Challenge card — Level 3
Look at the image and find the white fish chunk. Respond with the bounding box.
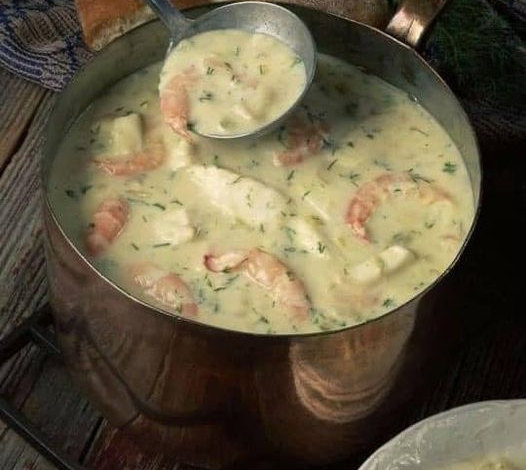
[185,165,288,227]
[288,218,330,257]
[163,130,196,170]
[110,113,143,156]
[378,245,414,273]
[349,245,414,284]
[151,208,195,246]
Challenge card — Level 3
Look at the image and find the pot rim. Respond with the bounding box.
[42,1,483,340]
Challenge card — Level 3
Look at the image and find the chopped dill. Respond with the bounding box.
[443,161,457,174]
[326,159,338,171]
[199,91,214,102]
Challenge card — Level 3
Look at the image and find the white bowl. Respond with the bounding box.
[359,400,526,470]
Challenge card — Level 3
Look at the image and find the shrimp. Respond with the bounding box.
[346,172,452,242]
[160,66,198,140]
[274,116,330,166]
[86,198,129,256]
[131,262,197,317]
[93,140,165,176]
[204,248,310,321]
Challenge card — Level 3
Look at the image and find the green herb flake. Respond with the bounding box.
[282,226,296,243]
[443,161,458,174]
[326,159,338,171]
[206,67,215,75]
[199,91,214,102]
[80,185,93,194]
[230,175,243,185]
[259,224,265,233]
[277,126,287,146]
[65,189,77,199]
[382,298,396,308]
[346,141,355,148]
[283,246,296,253]
[259,64,265,75]
[322,137,339,155]
[131,243,140,251]
[152,203,166,211]
[142,215,148,223]
[152,242,170,248]
[408,168,433,184]
[302,190,311,200]
[235,46,240,56]
[317,242,326,254]
[224,62,233,71]
[170,199,184,206]
[340,172,361,186]
[286,170,295,181]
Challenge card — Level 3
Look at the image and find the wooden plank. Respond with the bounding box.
[0,347,101,470]
[0,355,102,470]
[0,68,47,172]
[84,424,184,470]
[0,93,55,342]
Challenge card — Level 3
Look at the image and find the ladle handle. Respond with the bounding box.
[143,0,193,35]
[386,0,449,49]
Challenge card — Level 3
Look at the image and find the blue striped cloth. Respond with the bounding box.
[0,0,91,91]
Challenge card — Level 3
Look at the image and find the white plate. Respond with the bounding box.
[359,400,526,470]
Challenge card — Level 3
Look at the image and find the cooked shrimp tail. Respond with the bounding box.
[86,198,129,256]
[132,262,198,317]
[160,66,198,140]
[346,172,452,242]
[205,248,310,321]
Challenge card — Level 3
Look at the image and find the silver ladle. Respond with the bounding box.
[143,0,317,139]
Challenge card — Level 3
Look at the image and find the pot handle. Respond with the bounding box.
[385,0,449,49]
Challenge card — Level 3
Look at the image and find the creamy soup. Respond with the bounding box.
[437,457,524,470]
[49,54,474,334]
[159,29,307,137]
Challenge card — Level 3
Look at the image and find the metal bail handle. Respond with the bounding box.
[386,0,449,49]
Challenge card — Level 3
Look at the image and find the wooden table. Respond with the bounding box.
[0,65,524,470]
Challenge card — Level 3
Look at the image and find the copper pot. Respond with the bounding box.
[41,1,481,468]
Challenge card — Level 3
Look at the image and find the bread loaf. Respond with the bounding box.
[75,0,390,51]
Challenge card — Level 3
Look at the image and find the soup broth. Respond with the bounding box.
[49,54,475,334]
